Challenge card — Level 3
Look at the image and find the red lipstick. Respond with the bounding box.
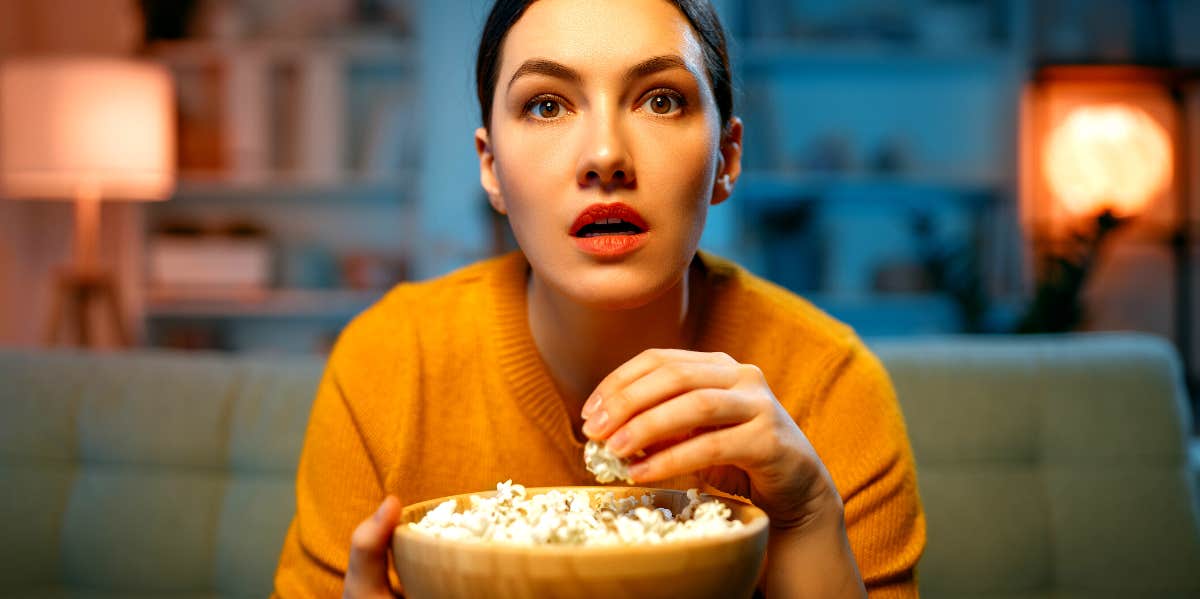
[569,203,649,236]
[569,202,649,259]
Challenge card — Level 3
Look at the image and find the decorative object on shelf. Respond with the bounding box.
[0,57,176,348]
[354,0,414,37]
[906,210,987,333]
[796,132,857,174]
[1017,209,1124,333]
[360,86,419,177]
[744,0,917,45]
[140,0,201,42]
[739,0,797,40]
[742,199,823,294]
[294,51,348,182]
[188,0,251,40]
[281,242,338,289]
[868,134,914,175]
[245,0,356,38]
[340,251,407,290]
[1039,0,1090,62]
[918,0,991,52]
[1020,64,1193,395]
[149,220,273,298]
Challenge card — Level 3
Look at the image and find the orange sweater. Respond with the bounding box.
[273,250,925,598]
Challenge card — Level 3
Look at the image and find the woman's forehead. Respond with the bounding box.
[498,0,706,85]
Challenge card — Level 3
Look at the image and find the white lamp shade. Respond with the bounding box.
[0,57,176,201]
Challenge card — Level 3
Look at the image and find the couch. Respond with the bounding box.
[1,333,1198,598]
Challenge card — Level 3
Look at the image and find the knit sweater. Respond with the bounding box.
[272,250,926,598]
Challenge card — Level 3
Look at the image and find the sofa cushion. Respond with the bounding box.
[2,334,1198,597]
[873,333,1200,596]
[0,350,322,597]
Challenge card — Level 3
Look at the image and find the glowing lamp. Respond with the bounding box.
[1022,66,1186,240]
[0,57,177,346]
[1042,103,1172,218]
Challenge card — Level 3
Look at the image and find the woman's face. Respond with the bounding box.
[476,0,742,310]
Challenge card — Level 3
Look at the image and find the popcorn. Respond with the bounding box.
[408,480,744,546]
[584,439,634,484]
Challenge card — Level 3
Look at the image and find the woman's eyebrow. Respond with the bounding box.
[506,54,698,93]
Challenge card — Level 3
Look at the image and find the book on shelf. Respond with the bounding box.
[149,236,273,296]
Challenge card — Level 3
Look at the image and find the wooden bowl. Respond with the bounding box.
[391,486,769,599]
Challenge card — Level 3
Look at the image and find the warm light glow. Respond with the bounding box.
[1042,103,1172,217]
[0,57,176,201]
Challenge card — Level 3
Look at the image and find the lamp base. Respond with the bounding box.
[44,266,131,348]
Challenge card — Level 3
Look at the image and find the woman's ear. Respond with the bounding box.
[710,116,744,207]
[475,127,507,215]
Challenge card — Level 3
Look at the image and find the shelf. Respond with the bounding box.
[804,292,964,336]
[739,40,1017,75]
[169,170,417,203]
[806,291,957,308]
[737,171,1004,205]
[145,288,384,320]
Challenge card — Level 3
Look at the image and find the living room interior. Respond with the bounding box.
[1,0,1199,597]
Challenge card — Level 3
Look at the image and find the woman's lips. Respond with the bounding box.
[569,202,649,259]
[573,231,647,258]
[568,202,649,236]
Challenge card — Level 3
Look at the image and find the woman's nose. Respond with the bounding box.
[576,111,635,190]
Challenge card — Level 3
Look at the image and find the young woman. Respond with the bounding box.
[273,1,925,597]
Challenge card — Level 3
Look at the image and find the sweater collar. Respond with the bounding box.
[486,250,747,455]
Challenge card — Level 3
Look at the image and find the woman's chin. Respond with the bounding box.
[525,245,692,311]
[562,274,680,311]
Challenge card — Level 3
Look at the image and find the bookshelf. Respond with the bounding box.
[142,34,420,353]
[145,288,381,320]
[726,0,1029,335]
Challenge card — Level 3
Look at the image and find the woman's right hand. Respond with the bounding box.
[343,496,404,599]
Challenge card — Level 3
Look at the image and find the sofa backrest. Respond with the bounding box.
[873,333,1200,598]
[0,350,322,598]
[2,334,1199,597]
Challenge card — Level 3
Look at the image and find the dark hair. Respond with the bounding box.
[475,0,733,132]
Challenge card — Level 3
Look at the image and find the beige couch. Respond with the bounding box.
[1,333,1198,597]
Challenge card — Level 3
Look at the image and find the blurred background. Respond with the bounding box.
[0,0,1197,428]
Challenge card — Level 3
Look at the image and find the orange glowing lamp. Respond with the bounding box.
[1042,103,1173,218]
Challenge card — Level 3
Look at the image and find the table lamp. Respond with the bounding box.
[0,57,176,347]
[1020,66,1188,340]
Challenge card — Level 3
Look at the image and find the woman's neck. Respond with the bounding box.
[527,257,706,422]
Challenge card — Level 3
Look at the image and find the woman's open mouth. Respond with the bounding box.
[574,218,645,237]
[569,203,649,258]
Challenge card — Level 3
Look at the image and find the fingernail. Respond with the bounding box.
[628,463,648,480]
[373,498,390,522]
[581,394,602,419]
[607,429,629,454]
[582,410,608,436]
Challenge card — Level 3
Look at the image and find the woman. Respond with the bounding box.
[273,0,925,597]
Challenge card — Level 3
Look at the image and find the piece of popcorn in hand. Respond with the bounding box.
[584,439,634,484]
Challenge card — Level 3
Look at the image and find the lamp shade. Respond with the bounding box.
[1042,103,1172,218]
[0,57,176,202]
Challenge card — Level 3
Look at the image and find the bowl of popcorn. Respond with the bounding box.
[392,440,768,598]
[392,480,768,599]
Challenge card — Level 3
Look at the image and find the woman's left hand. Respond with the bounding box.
[581,348,841,531]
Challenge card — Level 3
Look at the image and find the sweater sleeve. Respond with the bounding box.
[271,350,396,598]
[806,341,926,598]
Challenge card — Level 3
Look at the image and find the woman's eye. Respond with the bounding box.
[527,98,564,120]
[642,92,683,115]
